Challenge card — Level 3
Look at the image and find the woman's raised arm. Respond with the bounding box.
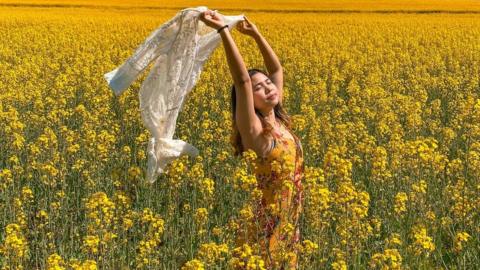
[199,10,263,147]
[238,16,284,104]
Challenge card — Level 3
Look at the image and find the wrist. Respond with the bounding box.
[251,31,261,39]
[217,24,229,33]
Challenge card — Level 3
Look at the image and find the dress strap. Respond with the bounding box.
[270,138,276,152]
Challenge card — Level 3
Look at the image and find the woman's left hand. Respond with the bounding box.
[200,10,225,30]
[236,15,259,36]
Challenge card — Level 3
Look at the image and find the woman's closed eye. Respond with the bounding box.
[254,79,272,91]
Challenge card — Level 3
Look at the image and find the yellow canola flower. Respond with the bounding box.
[82,235,100,254]
[47,253,66,270]
[21,186,34,203]
[394,192,408,215]
[331,260,347,270]
[229,244,266,270]
[302,239,319,255]
[411,225,435,256]
[454,231,471,253]
[195,208,209,225]
[181,259,205,270]
[199,177,215,197]
[70,259,98,270]
[239,204,254,221]
[197,242,229,264]
[1,223,28,260]
[369,248,402,270]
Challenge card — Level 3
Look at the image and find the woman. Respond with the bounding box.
[200,10,305,270]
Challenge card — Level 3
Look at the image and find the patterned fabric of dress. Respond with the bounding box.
[235,122,305,270]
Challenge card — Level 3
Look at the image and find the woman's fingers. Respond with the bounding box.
[201,10,221,25]
[201,11,211,20]
[202,10,216,20]
[211,10,222,20]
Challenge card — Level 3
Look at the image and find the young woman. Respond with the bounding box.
[200,10,305,270]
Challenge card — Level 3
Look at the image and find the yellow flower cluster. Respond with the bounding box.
[394,192,408,216]
[197,242,229,265]
[233,167,258,192]
[410,225,435,257]
[181,259,205,270]
[453,231,471,253]
[47,254,97,270]
[369,249,402,270]
[301,240,319,256]
[82,192,117,255]
[194,208,209,226]
[229,244,266,270]
[0,169,13,191]
[136,208,165,268]
[0,223,29,267]
[199,177,215,197]
[47,253,66,270]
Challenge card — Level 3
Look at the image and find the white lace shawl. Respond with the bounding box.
[104,6,244,183]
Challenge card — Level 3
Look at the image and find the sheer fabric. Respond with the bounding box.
[104,6,244,183]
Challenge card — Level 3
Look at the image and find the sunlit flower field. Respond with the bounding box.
[1,1,479,269]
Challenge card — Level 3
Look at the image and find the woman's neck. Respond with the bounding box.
[261,108,276,126]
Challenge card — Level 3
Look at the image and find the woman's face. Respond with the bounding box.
[250,72,279,111]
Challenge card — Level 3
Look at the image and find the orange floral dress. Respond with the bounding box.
[236,121,305,270]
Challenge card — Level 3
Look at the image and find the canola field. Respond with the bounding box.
[0,1,479,269]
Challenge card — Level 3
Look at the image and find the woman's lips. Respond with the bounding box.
[267,93,277,100]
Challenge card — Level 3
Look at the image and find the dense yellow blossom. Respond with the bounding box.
[0,223,29,264]
[197,242,229,265]
[46,253,66,270]
[369,249,402,270]
[394,192,408,216]
[411,225,435,256]
[229,244,266,270]
[181,259,205,270]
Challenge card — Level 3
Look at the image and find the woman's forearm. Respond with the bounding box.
[252,31,282,73]
[219,28,250,84]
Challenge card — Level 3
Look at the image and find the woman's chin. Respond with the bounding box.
[268,98,279,106]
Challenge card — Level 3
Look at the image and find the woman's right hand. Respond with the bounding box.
[199,10,225,30]
[236,15,259,37]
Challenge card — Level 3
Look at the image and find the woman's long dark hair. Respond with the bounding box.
[230,68,293,157]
